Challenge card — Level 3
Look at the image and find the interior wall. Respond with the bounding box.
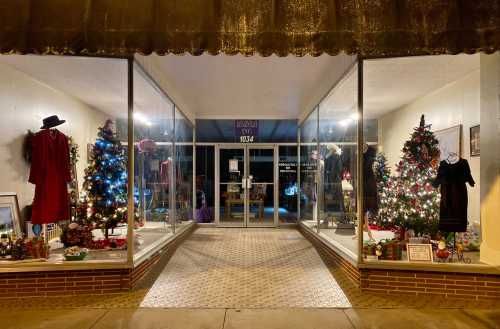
[479,52,500,266]
[0,62,109,215]
[378,69,481,226]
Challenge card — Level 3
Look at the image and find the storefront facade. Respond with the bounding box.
[0,0,499,300]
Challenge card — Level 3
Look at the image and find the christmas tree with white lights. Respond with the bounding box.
[379,115,441,236]
[373,152,392,228]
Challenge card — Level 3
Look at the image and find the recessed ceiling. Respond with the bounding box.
[321,54,480,119]
[150,54,348,119]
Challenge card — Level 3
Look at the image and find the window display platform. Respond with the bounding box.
[0,223,195,298]
[300,223,500,301]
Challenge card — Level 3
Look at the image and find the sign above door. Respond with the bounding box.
[235,120,259,143]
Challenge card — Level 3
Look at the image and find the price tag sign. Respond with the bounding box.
[407,244,433,262]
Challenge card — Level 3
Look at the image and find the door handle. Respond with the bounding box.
[247,176,253,189]
[242,178,247,189]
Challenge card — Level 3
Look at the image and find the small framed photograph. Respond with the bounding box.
[407,244,433,263]
[470,125,480,157]
[0,193,22,236]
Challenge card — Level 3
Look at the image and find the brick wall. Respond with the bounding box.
[0,224,195,298]
[299,225,361,286]
[360,269,500,301]
[300,224,500,300]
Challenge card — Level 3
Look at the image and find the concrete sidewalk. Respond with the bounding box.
[0,308,499,329]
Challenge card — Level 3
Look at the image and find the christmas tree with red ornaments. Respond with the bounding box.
[378,115,441,236]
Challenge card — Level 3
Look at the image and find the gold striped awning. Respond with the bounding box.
[1,0,499,57]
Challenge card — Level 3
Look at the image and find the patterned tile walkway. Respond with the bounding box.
[140,228,351,308]
[1,228,497,310]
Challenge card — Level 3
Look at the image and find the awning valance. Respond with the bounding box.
[1,0,499,57]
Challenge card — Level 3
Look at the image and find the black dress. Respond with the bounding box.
[363,146,378,214]
[324,153,343,212]
[432,158,475,232]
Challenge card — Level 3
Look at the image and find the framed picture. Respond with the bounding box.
[470,125,480,157]
[434,125,462,161]
[0,193,22,236]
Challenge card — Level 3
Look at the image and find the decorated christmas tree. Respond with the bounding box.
[372,152,392,228]
[379,115,441,236]
[79,120,129,238]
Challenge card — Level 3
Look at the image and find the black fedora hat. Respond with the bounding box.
[41,115,66,129]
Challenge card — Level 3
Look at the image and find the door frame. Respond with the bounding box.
[215,144,278,227]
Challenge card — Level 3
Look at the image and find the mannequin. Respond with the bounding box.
[354,143,376,241]
[433,152,475,232]
[29,115,71,238]
[324,143,343,213]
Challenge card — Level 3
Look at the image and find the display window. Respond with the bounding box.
[174,108,194,230]
[0,55,130,265]
[131,62,176,261]
[316,65,360,260]
[299,107,319,228]
[300,53,500,269]
[361,54,485,265]
[0,55,196,269]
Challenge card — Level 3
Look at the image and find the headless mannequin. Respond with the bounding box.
[353,143,375,241]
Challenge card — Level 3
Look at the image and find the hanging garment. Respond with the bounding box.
[29,129,71,224]
[363,146,378,214]
[433,158,475,232]
[324,153,344,212]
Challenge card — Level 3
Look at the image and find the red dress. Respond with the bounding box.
[29,129,71,224]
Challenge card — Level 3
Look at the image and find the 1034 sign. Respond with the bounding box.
[235,120,258,143]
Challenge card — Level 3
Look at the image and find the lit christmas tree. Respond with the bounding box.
[379,115,441,236]
[79,120,129,238]
[372,152,392,228]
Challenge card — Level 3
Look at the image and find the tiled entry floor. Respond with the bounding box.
[140,228,351,308]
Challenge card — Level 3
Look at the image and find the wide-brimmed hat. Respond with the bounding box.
[41,115,66,129]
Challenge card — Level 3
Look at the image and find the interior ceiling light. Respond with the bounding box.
[134,112,152,126]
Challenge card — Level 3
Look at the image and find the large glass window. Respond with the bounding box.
[174,108,194,230]
[317,66,359,259]
[195,145,215,223]
[299,108,319,229]
[0,55,129,265]
[132,63,175,260]
[361,54,493,266]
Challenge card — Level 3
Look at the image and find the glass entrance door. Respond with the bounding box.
[217,145,276,227]
[247,147,275,226]
[219,147,246,226]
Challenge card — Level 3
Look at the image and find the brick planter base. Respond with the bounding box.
[0,224,195,298]
[300,224,500,301]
